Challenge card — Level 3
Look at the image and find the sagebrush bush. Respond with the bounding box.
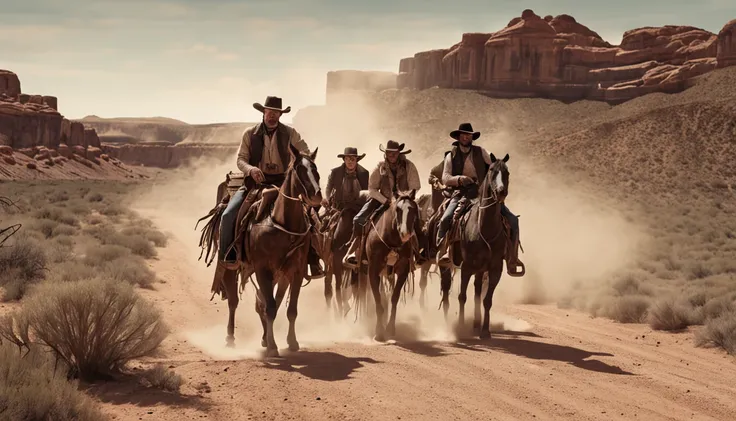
[647,298,698,331]
[6,278,168,380]
[695,311,736,355]
[0,342,107,421]
[0,237,48,301]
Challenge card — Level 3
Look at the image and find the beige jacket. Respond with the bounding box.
[368,157,421,204]
[235,123,310,175]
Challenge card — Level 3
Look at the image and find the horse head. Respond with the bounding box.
[392,189,419,244]
[287,143,322,207]
[481,153,510,203]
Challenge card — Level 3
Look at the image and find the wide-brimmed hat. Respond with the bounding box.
[379,140,411,155]
[253,96,291,114]
[450,122,480,141]
[337,147,366,161]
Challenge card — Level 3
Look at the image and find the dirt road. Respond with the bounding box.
[91,233,736,421]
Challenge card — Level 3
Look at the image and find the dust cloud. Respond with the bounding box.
[126,90,648,358]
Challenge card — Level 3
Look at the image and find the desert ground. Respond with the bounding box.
[2,67,735,421]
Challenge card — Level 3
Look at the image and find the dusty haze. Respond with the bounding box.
[128,91,646,359]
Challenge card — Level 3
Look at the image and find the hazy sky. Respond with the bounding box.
[2,0,733,124]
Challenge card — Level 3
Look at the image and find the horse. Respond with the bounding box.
[441,153,512,338]
[198,144,323,357]
[358,190,421,342]
[318,195,368,318]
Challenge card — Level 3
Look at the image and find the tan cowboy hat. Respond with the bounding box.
[253,96,291,114]
[379,140,411,154]
[337,147,366,161]
[450,122,480,141]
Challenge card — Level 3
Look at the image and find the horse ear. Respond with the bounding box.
[490,153,497,163]
[503,153,509,162]
[289,143,300,160]
[310,147,318,161]
[409,189,416,201]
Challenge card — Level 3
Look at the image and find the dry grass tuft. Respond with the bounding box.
[0,342,107,421]
[647,298,700,331]
[695,311,736,355]
[3,278,168,381]
[140,363,185,392]
[0,237,48,301]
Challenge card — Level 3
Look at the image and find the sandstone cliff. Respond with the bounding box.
[101,142,237,168]
[375,10,736,103]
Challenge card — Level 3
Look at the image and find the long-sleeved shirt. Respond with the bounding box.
[368,158,421,204]
[442,145,491,187]
[235,123,310,175]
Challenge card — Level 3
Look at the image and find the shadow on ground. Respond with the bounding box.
[84,374,213,411]
[262,350,380,381]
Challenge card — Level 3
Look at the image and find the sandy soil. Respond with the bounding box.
[87,230,736,421]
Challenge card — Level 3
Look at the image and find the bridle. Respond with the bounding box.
[475,163,507,250]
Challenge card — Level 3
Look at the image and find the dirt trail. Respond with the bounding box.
[93,232,736,421]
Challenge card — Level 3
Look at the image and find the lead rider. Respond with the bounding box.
[219,95,324,278]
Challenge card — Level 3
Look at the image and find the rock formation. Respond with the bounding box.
[101,142,237,168]
[389,10,736,103]
[326,70,397,104]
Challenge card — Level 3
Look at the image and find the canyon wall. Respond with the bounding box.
[327,11,736,104]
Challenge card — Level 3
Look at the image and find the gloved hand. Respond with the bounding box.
[249,167,265,184]
[458,175,474,186]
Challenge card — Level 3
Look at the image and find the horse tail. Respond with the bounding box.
[195,202,227,267]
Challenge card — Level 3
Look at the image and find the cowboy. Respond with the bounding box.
[219,95,324,278]
[435,123,521,269]
[343,140,421,265]
[323,147,370,212]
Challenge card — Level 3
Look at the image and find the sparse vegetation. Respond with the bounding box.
[141,363,185,392]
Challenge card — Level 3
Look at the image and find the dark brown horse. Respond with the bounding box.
[318,194,367,317]
[227,145,322,357]
[445,153,511,338]
[358,190,421,342]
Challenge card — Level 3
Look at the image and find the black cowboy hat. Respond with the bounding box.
[450,122,480,141]
[337,147,366,161]
[253,96,291,114]
[379,140,411,155]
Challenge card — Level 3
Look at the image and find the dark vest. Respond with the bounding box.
[379,160,410,199]
[330,164,369,205]
[248,123,291,172]
[445,143,489,198]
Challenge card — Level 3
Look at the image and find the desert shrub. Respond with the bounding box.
[121,226,168,248]
[0,342,107,421]
[684,261,713,280]
[86,215,104,225]
[695,311,736,355]
[141,364,184,392]
[48,190,70,203]
[83,244,130,265]
[5,278,168,380]
[27,218,60,238]
[102,255,156,288]
[34,206,79,227]
[99,204,125,216]
[702,296,736,320]
[0,237,47,301]
[86,192,103,202]
[51,224,77,237]
[647,298,699,331]
[46,261,97,284]
[604,295,651,323]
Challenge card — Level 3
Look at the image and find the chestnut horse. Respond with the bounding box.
[358,190,421,342]
[226,144,322,357]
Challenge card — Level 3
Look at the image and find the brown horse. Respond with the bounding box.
[319,195,367,317]
[224,144,322,357]
[359,190,421,342]
[445,153,511,338]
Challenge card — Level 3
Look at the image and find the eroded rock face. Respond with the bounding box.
[101,143,237,168]
[0,70,21,98]
[395,10,735,103]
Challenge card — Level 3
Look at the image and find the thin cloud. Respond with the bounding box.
[167,43,240,61]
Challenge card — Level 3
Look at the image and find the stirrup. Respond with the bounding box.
[506,259,525,277]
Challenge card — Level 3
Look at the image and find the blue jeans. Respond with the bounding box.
[220,187,245,261]
[437,196,460,243]
[353,198,382,227]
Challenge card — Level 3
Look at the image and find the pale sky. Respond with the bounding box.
[2,0,733,124]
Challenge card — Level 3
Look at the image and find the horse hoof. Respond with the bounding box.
[261,338,267,348]
[266,348,280,358]
[374,333,387,343]
[479,330,491,339]
[226,337,235,348]
[288,341,300,352]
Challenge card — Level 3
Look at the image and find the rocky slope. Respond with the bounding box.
[0,70,152,180]
[333,10,736,104]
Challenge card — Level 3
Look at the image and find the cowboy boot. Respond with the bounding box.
[343,224,364,268]
[506,231,525,277]
[307,244,325,279]
[436,234,452,266]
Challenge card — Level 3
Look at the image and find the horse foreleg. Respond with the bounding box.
[481,262,503,339]
[223,268,239,347]
[368,260,386,342]
[286,270,304,352]
[419,262,429,310]
[473,272,484,335]
[440,267,452,320]
[257,269,279,357]
[387,258,410,338]
[324,268,333,310]
[332,254,345,318]
[458,269,472,330]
